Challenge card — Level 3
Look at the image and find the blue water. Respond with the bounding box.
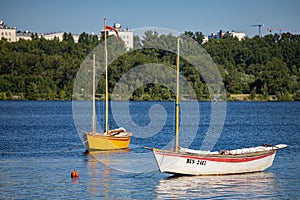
[0,101,299,199]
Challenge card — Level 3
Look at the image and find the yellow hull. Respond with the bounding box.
[84,133,131,151]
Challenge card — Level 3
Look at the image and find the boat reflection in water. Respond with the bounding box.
[86,149,131,167]
[86,150,130,199]
[155,172,277,199]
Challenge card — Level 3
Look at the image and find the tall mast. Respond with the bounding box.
[104,18,109,134]
[92,54,96,135]
[175,37,180,152]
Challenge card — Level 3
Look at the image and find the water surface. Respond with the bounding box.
[0,101,299,199]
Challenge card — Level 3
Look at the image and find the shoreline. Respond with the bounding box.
[0,98,298,102]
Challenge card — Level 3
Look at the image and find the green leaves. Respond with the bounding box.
[203,32,300,100]
[256,58,290,95]
[0,31,299,101]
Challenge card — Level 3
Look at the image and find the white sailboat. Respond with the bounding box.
[150,38,288,175]
[83,19,132,151]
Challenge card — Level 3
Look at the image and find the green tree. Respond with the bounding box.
[63,32,75,43]
[1,92,7,100]
[184,31,204,44]
[293,90,300,101]
[256,58,290,95]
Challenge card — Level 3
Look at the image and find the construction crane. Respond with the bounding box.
[251,24,264,37]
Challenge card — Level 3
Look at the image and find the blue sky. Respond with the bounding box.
[1,0,299,37]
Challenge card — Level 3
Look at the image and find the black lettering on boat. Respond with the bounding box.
[186,158,195,164]
[197,160,207,165]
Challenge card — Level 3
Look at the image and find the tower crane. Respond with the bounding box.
[250,24,264,37]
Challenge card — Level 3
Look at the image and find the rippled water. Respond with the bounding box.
[0,101,299,199]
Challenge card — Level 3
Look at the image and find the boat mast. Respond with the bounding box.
[104,18,109,134]
[175,37,180,152]
[92,53,96,135]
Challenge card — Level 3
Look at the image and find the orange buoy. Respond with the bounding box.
[71,169,79,178]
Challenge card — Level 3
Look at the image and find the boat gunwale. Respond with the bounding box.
[152,148,277,158]
[84,132,132,139]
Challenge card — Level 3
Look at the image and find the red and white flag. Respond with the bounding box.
[105,25,122,45]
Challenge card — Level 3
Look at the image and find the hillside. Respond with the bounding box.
[0,31,299,101]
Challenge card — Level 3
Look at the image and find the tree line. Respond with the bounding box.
[201,32,300,101]
[0,31,299,101]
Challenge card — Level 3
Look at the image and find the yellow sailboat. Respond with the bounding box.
[83,19,132,151]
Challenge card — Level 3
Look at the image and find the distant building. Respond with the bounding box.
[16,31,80,43]
[208,30,246,41]
[1,20,80,43]
[225,31,246,41]
[101,23,133,50]
[0,19,17,42]
[202,36,209,43]
[16,31,33,41]
[208,33,220,40]
[42,32,79,43]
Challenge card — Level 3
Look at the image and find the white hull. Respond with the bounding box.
[153,148,277,175]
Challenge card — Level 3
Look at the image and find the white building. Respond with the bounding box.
[42,32,79,43]
[202,36,209,43]
[228,31,246,41]
[16,31,33,41]
[16,31,80,42]
[208,30,246,41]
[1,19,80,43]
[0,19,17,42]
[101,23,133,50]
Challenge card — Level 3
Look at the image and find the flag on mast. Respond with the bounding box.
[105,25,122,45]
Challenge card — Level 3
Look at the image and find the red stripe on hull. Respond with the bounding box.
[155,151,275,163]
[108,137,130,142]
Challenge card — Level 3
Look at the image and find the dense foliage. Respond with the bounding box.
[202,33,300,100]
[0,31,299,101]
